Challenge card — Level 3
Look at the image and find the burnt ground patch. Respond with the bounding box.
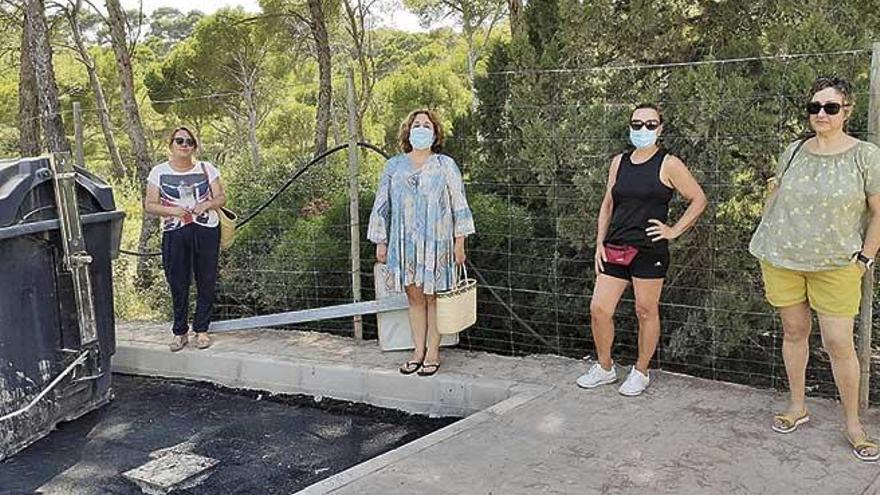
[0,374,458,494]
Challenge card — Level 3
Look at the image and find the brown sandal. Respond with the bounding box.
[169,335,188,352]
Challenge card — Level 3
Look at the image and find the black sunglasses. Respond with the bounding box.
[630,120,661,131]
[173,137,196,147]
[806,101,850,116]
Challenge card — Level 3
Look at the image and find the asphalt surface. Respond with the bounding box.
[0,374,457,494]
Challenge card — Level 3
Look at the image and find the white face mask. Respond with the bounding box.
[629,128,658,149]
[409,127,435,150]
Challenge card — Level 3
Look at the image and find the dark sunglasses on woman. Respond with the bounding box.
[630,120,661,131]
[174,137,196,147]
[805,101,850,116]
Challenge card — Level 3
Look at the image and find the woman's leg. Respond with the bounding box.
[192,225,221,334]
[589,274,629,370]
[818,314,871,443]
[424,294,440,364]
[631,277,664,374]
[405,284,428,363]
[778,302,812,416]
[162,227,193,336]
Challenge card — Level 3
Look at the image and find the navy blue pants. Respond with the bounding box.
[161,224,220,335]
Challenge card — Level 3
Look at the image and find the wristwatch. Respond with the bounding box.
[854,251,875,270]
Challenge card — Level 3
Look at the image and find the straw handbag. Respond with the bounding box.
[200,163,237,250]
[217,207,237,250]
[436,263,477,335]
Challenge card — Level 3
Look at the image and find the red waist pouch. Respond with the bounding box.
[604,244,639,266]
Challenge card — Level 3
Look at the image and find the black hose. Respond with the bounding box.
[236,142,389,229]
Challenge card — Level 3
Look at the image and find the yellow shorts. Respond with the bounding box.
[759,261,865,317]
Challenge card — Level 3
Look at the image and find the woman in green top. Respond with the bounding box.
[749,75,880,461]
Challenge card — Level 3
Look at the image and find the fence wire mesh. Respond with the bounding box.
[118,49,879,402]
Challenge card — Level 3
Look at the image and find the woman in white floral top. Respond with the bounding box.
[750,76,880,461]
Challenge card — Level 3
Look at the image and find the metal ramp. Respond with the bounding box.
[209,295,408,333]
[208,263,460,350]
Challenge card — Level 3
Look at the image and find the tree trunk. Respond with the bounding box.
[106,0,157,289]
[243,84,261,167]
[67,2,126,178]
[25,0,70,153]
[87,64,127,179]
[18,12,41,156]
[465,30,478,112]
[343,0,374,141]
[508,0,523,37]
[308,0,332,155]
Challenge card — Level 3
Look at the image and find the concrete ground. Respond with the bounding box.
[116,323,880,495]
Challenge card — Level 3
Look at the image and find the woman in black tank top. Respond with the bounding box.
[575,104,707,397]
[606,149,675,253]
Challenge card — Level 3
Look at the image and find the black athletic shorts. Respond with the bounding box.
[601,246,669,280]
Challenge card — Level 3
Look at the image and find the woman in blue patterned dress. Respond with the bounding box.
[368,109,476,376]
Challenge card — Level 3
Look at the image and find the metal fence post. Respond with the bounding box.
[346,67,363,342]
[859,41,880,410]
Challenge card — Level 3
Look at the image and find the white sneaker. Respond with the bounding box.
[618,367,650,396]
[576,363,617,389]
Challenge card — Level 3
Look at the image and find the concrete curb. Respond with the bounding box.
[113,342,542,418]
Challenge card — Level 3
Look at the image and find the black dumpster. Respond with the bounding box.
[0,156,124,460]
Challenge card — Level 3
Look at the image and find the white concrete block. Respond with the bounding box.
[123,453,218,495]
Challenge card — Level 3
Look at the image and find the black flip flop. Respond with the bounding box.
[417,362,440,376]
[399,360,423,375]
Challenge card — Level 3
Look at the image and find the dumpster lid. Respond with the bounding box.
[0,156,116,228]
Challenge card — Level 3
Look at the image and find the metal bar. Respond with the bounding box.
[209,295,409,333]
[346,67,363,342]
[859,41,880,410]
[468,263,554,349]
[0,210,124,240]
[50,152,98,345]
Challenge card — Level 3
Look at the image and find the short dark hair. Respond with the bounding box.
[809,75,853,104]
[632,103,662,122]
[398,109,444,153]
[168,126,198,149]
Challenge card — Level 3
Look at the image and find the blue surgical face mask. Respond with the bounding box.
[409,127,435,151]
[629,128,658,149]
